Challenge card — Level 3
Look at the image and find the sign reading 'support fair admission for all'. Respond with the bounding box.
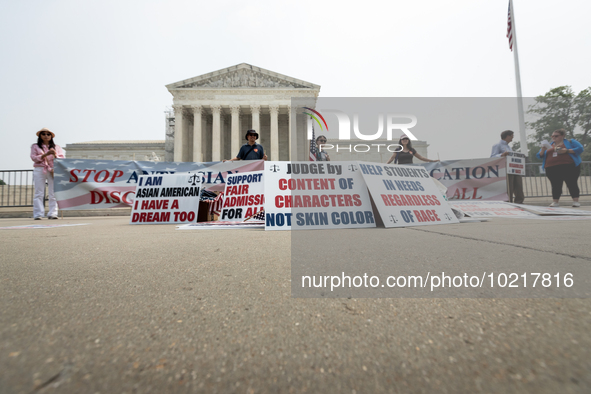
[357,162,459,228]
[264,161,376,231]
[130,174,202,225]
[220,171,265,222]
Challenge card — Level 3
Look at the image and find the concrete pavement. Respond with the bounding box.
[1,215,590,393]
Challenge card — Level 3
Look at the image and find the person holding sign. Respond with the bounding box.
[386,135,438,165]
[313,135,330,161]
[30,128,65,220]
[225,129,267,162]
[536,129,583,207]
[490,130,524,204]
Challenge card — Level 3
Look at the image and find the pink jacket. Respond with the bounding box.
[31,144,65,174]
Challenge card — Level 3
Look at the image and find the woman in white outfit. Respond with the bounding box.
[30,128,65,219]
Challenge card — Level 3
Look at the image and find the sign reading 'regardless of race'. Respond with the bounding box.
[357,162,459,228]
[506,152,526,176]
[130,174,202,225]
[264,161,376,231]
[219,171,265,222]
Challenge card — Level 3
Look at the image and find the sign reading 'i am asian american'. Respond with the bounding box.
[130,173,202,224]
[357,162,459,228]
[264,161,376,231]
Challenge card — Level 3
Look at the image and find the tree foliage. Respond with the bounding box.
[525,86,591,162]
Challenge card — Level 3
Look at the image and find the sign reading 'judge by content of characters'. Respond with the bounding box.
[130,173,202,225]
[357,162,459,228]
[264,161,376,231]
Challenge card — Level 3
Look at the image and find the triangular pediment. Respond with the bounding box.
[166,63,319,90]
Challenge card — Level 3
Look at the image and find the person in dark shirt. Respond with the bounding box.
[225,129,267,162]
[536,128,583,207]
[386,135,438,165]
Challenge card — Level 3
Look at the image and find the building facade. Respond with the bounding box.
[64,141,166,162]
[166,63,320,162]
[65,64,431,164]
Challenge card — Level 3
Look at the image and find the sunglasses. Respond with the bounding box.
[40,133,52,136]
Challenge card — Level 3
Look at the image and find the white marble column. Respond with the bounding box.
[211,105,222,161]
[191,105,203,162]
[230,105,240,159]
[269,105,279,161]
[173,105,184,162]
[251,104,260,133]
[288,105,296,160]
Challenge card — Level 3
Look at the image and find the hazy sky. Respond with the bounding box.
[1,0,590,169]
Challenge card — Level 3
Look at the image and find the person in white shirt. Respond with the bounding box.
[490,130,524,204]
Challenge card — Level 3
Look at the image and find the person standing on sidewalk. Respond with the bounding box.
[536,128,583,207]
[491,130,524,204]
[30,128,65,219]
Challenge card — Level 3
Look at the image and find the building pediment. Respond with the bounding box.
[166,63,319,90]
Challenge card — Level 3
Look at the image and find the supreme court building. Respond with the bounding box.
[65,63,429,163]
[166,63,320,162]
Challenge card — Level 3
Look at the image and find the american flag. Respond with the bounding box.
[309,125,317,161]
[244,209,265,222]
[208,192,224,218]
[507,1,514,51]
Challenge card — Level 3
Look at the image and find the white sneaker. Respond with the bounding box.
[572,202,581,207]
[549,202,560,207]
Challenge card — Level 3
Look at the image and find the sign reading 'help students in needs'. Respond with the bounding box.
[506,152,526,176]
[264,161,375,231]
[130,173,201,224]
[357,162,459,228]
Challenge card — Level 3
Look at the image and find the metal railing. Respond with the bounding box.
[1,163,590,207]
[523,161,591,197]
[0,170,36,207]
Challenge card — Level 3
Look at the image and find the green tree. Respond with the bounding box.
[525,86,591,162]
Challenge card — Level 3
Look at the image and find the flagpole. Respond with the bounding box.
[510,0,528,155]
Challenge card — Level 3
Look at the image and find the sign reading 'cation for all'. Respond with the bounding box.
[130,174,202,225]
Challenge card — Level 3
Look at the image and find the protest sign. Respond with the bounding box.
[513,204,591,216]
[506,152,526,176]
[130,173,201,225]
[448,201,538,218]
[54,159,264,210]
[420,157,508,201]
[219,171,265,222]
[264,161,375,230]
[357,162,459,228]
[264,161,292,230]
